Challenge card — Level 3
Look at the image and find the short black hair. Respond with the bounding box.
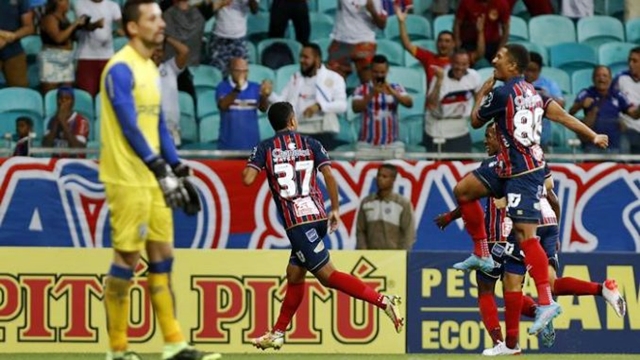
[437,30,454,40]
[631,46,640,56]
[372,54,388,66]
[122,0,157,38]
[303,43,322,60]
[16,116,33,128]
[505,43,530,73]
[268,102,294,131]
[592,65,611,78]
[379,163,398,178]
[529,52,543,68]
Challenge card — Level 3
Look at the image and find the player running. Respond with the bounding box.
[242,102,404,351]
[99,0,215,359]
[450,44,609,335]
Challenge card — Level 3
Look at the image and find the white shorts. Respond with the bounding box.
[38,48,75,83]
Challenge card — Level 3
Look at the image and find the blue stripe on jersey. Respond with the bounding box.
[159,111,179,166]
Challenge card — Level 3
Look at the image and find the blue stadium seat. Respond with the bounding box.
[549,43,598,75]
[196,90,218,119]
[94,94,101,141]
[400,114,426,150]
[248,64,276,84]
[259,114,275,140]
[20,35,42,63]
[529,15,576,48]
[313,37,332,62]
[511,41,548,65]
[541,67,571,94]
[509,16,528,41]
[246,12,271,44]
[376,39,405,66]
[317,1,337,15]
[626,18,640,44]
[387,66,426,94]
[571,68,594,95]
[399,94,425,121]
[468,122,486,153]
[433,14,454,37]
[511,0,528,17]
[308,12,334,41]
[307,0,317,12]
[610,63,628,77]
[113,36,128,52]
[257,39,302,66]
[27,63,39,90]
[476,67,495,84]
[404,40,436,68]
[190,65,223,94]
[275,64,298,93]
[198,114,220,145]
[595,0,625,18]
[385,15,431,41]
[413,0,434,17]
[0,88,44,136]
[204,17,215,33]
[246,41,257,64]
[599,42,636,68]
[44,88,94,122]
[414,39,437,53]
[258,0,270,12]
[577,16,625,50]
[336,115,357,145]
[178,91,197,143]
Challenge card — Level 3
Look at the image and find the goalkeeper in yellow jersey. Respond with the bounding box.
[98,0,217,359]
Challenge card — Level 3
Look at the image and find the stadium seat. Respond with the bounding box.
[198,114,220,145]
[308,12,334,41]
[541,67,571,94]
[599,41,636,68]
[246,12,270,44]
[405,40,436,68]
[317,1,337,15]
[44,88,94,123]
[476,67,495,84]
[433,14,454,37]
[336,115,357,145]
[387,66,426,94]
[413,0,434,17]
[246,41,257,64]
[468,122,486,153]
[0,88,44,136]
[595,0,625,18]
[275,64,298,93]
[94,94,101,140]
[307,0,317,12]
[259,114,275,140]
[258,0,270,12]
[195,90,218,119]
[400,114,426,151]
[511,41,548,65]
[549,43,598,75]
[385,15,431,41]
[577,16,625,50]
[626,18,640,44]
[204,17,215,33]
[529,15,576,48]
[376,39,405,66]
[313,38,332,62]
[178,91,198,143]
[509,16,528,41]
[190,65,223,94]
[511,0,528,17]
[20,35,42,63]
[610,63,628,77]
[248,64,276,84]
[257,39,302,65]
[571,68,594,95]
[113,36,128,52]
[27,63,40,89]
[399,94,425,120]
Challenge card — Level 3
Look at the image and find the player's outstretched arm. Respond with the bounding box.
[242,167,259,186]
[545,100,609,149]
[320,165,340,233]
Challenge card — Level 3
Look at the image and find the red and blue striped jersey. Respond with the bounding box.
[353,82,407,145]
[476,76,552,177]
[247,130,331,229]
[480,157,511,242]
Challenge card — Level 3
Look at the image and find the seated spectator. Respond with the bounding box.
[424,50,480,152]
[569,66,640,153]
[612,47,640,154]
[153,36,190,147]
[524,52,564,150]
[163,0,204,99]
[216,57,269,150]
[454,0,509,63]
[356,163,415,250]
[267,43,347,150]
[328,0,387,84]
[352,55,413,155]
[269,0,310,45]
[625,0,640,20]
[39,0,89,94]
[42,86,90,157]
[13,117,33,157]
[0,0,35,88]
[207,0,258,77]
[74,0,123,96]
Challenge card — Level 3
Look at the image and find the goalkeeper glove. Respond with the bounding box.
[171,161,202,216]
[147,158,189,208]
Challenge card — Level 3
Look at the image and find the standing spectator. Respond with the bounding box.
[356,164,415,250]
[613,47,640,154]
[42,86,90,157]
[454,0,509,63]
[163,0,204,100]
[216,57,269,150]
[152,36,190,147]
[524,52,565,150]
[12,117,33,157]
[207,0,258,77]
[328,0,387,84]
[561,0,594,22]
[74,0,123,97]
[506,0,553,16]
[268,43,348,150]
[625,0,640,20]
[424,50,480,152]
[39,0,89,94]
[0,0,35,88]
[431,0,450,17]
[352,55,413,152]
[268,0,310,45]
[569,66,640,153]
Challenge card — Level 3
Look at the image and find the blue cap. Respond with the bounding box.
[57,86,75,99]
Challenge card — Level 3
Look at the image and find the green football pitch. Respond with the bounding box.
[0,355,638,360]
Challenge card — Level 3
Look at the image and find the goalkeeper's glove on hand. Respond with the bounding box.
[171,161,202,216]
[148,158,189,208]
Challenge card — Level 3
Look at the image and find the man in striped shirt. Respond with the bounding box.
[242,102,404,351]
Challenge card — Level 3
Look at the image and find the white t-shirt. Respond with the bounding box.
[74,0,121,60]
[562,0,594,18]
[425,68,481,139]
[213,0,258,39]
[294,75,325,133]
[615,72,640,132]
[331,0,385,44]
[159,58,184,127]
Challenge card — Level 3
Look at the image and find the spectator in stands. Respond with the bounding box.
[0,0,35,88]
[431,0,450,17]
[268,43,347,150]
[613,47,640,154]
[163,0,204,100]
[12,117,33,157]
[216,57,269,150]
[42,86,90,157]
[356,163,415,250]
[506,0,553,16]
[424,50,480,153]
[569,65,640,153]
[352,55,413,154]
[626,0,640,21]
[328,0,387,84]
[152,36,190,147]
[74,0,123,97]
[39,0,90,94]
[207,0,258,77]
[268,0,310,45]
[561,0,594,22]
[454,0,509,63]
[524,52,565,150]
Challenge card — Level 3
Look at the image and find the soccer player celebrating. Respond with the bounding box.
[98,0,216,359]
[242,102,404,351]
[451,44,609,335]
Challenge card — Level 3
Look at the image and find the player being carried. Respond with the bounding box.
[242,102,404,351]
[450,43,609,335]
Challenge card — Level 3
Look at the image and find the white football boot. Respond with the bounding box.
[602,279,627,317]
[252,330,284,350]
[383,295,405,333]
[482,341,522,356]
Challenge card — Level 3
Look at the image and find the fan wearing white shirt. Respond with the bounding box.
[613,47,640,154]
